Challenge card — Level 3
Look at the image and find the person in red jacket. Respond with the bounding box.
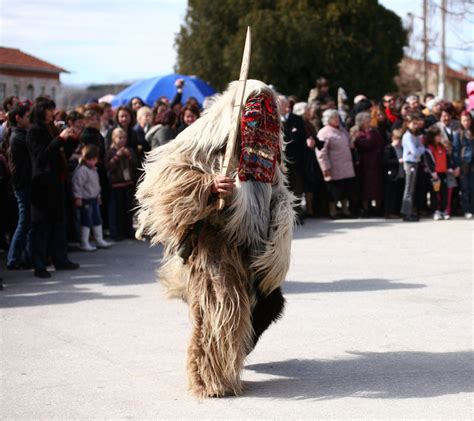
[424,126,450,220]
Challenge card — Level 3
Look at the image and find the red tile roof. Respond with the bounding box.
[0,47,68,74]
[404,57,472,82]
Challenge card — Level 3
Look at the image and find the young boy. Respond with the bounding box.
[383,128,405,218]
[72,144,111,251]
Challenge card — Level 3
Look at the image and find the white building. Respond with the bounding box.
[0,46,67,104]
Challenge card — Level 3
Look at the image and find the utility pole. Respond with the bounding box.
[438,0,446,99]
[423,0,428,94]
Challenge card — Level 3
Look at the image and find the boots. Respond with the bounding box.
[341,200,351,218]
[80,226,97,251]
[92,225,112,249]
[329,202,338,219]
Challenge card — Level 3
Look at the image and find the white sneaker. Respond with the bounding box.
[465,212,473,219]
[433,211,442,221]
[443,213,451,220]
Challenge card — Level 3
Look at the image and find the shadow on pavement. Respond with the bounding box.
[283,278,426,294]
[0,289,137,308]
[245,350,474,400]
[293,219,398,240]
[0,240,163,308]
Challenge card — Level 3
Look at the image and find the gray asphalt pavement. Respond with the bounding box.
[1,218,472,420]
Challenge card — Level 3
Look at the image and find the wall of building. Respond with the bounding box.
[397,58,470,101]
[0,73,61,103]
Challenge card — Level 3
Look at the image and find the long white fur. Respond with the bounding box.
[135,79,295,296]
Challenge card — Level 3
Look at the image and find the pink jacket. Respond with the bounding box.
[316,125,355,181]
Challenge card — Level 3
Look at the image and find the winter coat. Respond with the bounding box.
[282,113,306,167]
[453,129,474,167]
[383,144,404,182]
[72,162,101,200]
[354,129,385,202]
[106,147,138,188]
[316,125,355,181]
[27,123,77,222]
[9,127,31,190]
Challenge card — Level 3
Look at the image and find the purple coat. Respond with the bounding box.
[354,129,385,202]
[316,125,355,181]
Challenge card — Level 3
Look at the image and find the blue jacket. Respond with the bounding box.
[453,130,474,166]
[402,131,425,163]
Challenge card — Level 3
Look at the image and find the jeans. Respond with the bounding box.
[7,188,32,266]
[460,167,474,214]
[401,162,418,216]
[79,198,102,227]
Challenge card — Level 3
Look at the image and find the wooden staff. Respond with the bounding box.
[216,26,252,210]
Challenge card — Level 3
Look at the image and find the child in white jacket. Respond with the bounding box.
[72,144,111,251]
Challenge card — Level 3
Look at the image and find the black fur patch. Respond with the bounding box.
[250,286,285,351]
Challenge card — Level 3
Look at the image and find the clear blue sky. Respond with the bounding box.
[2,0,472,86]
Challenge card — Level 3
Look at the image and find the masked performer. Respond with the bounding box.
[135,80,294,398]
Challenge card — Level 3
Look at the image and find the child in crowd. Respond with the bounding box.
[401,113,425,221]
[383,128,405,218]
[72,145,112,251]
[106,127,138,240]
[423,126,450,220]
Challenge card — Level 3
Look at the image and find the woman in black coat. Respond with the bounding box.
[27,97,79,278]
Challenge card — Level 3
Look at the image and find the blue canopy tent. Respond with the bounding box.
[111,74,216,108]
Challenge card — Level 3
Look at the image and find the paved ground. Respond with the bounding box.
[1,218,472,420]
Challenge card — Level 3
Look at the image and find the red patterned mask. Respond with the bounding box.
[238,93,281,183]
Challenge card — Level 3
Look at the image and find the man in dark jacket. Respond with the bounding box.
[279,95,307,223]
[7,103,32,269]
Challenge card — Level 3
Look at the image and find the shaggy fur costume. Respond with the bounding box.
[135,80,295,398]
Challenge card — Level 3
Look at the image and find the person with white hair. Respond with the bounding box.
[352,111,386,217]
[316,109,356,218]
[425,97,443,128]
[133,106,153,153]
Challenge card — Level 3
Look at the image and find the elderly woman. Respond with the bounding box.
[352,111,386,216]
[316,109,356,218]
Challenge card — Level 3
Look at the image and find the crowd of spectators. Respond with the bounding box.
[0,79,199,279]
[1,77,473,280]
[284,78,474,224]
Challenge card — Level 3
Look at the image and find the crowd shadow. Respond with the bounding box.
[245,350,474,400]
[283,278,426,294]
[0,288,137,308]
[293,218,398,240]
[0,240,163,308]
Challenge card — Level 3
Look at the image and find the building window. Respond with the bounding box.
[13,84,20,97]
[40,86,46,96]
[26,85,34,100]
[0,84,6,103]
[51,87,56,101]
